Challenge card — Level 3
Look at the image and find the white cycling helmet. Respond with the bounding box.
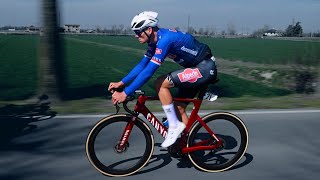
[131,11,159,31]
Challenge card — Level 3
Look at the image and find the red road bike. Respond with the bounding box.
[86,86,249,177]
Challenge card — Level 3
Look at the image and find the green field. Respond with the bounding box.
[1,34,319,101]
[200,37,320,65]
[70,35,320,65]
[0,35,38,100]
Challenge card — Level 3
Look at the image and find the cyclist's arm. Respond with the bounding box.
[123,37,171,95]
[121,56,150,85]
[123,62,159,95]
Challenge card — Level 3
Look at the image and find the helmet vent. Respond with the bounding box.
[135,20,146,29]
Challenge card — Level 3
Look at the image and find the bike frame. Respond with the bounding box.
[118,95,223,154]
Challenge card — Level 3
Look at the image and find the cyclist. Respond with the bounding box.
[108,11,217,148]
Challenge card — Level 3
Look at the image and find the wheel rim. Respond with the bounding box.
[86,115,155,176]
[187,113,248,172]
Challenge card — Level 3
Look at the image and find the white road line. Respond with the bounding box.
[56,109,320,119]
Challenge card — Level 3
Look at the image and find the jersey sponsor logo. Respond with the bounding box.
[181,46,198,56]
[177,68,203,83]
[155,48,162,54]
[169,29,177,32]
[151,56,162,65]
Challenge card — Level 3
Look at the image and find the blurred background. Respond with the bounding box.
[0,0,320,113]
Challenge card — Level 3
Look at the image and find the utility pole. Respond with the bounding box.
[39,0,66,100]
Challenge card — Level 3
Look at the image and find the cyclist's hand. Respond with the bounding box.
[112,91,127,105]
[108,81,124,93]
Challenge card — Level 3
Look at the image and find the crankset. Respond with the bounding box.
[168,138,186,158]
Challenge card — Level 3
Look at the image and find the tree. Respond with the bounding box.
[198,28,204,35]
[39,0,66,100]
[252,24,270,37]
[226,23,237,35]
[285,22,303,37]
[188,26,197,35]
[206,26,216,36]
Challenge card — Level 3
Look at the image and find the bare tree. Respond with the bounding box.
[198,28,204,35]
[188,26,197,35]
[227,23,237,35]
[252,24,270,37]
[39,0,66,100]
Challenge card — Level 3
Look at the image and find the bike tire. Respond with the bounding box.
[187,112,248,172]
[86,114,154,177]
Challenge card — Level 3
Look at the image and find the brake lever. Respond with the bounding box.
[115,103,120,114]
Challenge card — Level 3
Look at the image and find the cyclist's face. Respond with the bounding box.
[134,27,151,44]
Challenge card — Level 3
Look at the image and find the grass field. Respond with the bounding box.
[200,37,320,65]
[0,35,38,100]
[71,35,320,65]
[1,34,319,102]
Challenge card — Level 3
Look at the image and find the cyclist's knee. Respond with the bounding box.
[154,75,171,90]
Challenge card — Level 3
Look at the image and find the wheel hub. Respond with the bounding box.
[114,142,130,153]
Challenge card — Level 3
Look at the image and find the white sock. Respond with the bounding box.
[162,103,179,128]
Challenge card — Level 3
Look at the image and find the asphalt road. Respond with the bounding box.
[1,109,320,180]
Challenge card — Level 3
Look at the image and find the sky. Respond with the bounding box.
[0,0,319,33]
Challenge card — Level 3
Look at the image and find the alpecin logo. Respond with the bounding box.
[178,68,203,83]
[155,48,162,54]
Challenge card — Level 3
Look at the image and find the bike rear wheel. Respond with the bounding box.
[86,114,154,177]
[187,112,248,172]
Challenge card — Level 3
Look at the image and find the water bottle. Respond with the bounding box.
[162,117,169,128]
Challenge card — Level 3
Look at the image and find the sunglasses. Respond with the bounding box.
[134,30,145,36]
[134,28,148,37]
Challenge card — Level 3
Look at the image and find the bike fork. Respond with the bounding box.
[117,116,137,151]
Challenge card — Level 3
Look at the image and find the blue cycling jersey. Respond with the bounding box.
[147,28,211,67]
[122,28,212,95]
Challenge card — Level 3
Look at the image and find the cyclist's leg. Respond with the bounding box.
[174,89,199,125]
[155,75,186,148]
[154,74,174,105]
[154,76,188,125]
[168,58,217,124]
[155,59,217,147]
[155,75,182,129]
[168,59,217,90]
[175,102,188,125]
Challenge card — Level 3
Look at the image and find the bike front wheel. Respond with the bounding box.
[187,112,249,172]
[86,114,154,177]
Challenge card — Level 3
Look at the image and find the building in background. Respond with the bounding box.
[64,24,80,33]
[26,25,40,32]
[263,29,281,37]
